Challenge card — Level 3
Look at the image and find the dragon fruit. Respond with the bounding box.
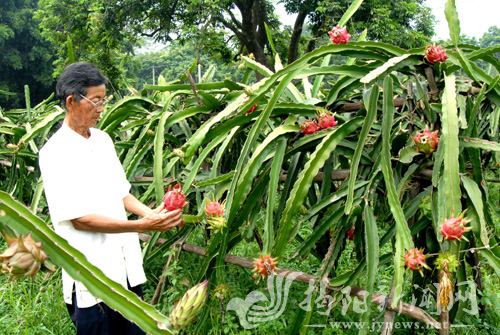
[440,211,473,242]
[252,255,278,279]
[404,248,430,276]
[424,44,448,64]
[318,111,337,130]
[329,26,351,45]
[163,184,187,211]
[347,227,355,241]
[169,280,209,330]
[0,231,50,279]
[411,125,439,156]
[205,199,225,218]
[301,120,320,135]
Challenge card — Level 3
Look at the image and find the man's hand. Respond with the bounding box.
[139,202,185,232]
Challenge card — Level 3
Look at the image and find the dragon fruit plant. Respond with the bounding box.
[163,184,187,211]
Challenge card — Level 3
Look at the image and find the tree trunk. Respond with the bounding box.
[287,10,308,64]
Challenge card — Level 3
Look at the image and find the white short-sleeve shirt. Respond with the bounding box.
[39,121,146,308]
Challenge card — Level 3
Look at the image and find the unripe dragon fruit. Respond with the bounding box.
[411,125,439,156]
[424,44,448,63]
[301,120,320,135]
[206,216,227,231]
[205,199,225,218]
[440,211,473,242]
[347,227,355,241]
[163,184,187,211]
[252,255,278,279]
[0,231,50,279]
[318,111,337,130]
[329,26,351,45]
[403,248,430,276]
[169,280,209,330]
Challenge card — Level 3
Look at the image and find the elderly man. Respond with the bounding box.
[39,62,184,335]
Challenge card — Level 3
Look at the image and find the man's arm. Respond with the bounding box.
[71,204,184,233]
[123,193,154,217]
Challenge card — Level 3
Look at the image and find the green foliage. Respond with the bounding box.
[35,0,139,91]
[0,0,55,110]
[3,1,500,334]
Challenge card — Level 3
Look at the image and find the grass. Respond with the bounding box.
[0,239,74,334]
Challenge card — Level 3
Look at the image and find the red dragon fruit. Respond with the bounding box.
[301,120,320,135]
[252,255,278,279]
[424,44,448,64]
[440,211,473,242]
[318,111,337,130]
[205,199,225,218]
[411,125,439,156]
[163,184,187,211]
[347,227,355,241]
[404,248,430,276]
[329,26,351,45]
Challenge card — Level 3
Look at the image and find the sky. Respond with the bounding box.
[275,0,499,41]
[427,0,499,40]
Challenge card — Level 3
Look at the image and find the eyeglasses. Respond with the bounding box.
[79,94,110,110]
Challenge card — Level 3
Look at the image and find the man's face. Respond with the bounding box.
[68,84,106,129]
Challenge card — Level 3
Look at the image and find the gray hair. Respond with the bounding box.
[56,63,108,109]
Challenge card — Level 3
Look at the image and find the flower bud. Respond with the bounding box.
[169,280,209,330]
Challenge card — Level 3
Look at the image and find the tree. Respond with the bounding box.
[0,0,56,110]
[36,0,436,85]
[283,0,435,63]
[36,0,139,91]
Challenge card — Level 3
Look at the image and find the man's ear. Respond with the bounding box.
[66,94,75,111]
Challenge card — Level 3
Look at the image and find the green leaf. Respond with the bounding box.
[264,138,287,254]
[345,85,378,214]
[381,76,413,250]
[360,54,422,85]
[445,0,461,46]
[272,118,363,258]
[398,146,420,163]
[19,108,64,144]
[197,91,222,109]
[338,0,364,27]
[441,74,461,216]
[154,104,174,204]
[391,233,405,308]
[293,206,345,260]
[359,204,379,334]
[461,176,489,246]
[460,137,500,151]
